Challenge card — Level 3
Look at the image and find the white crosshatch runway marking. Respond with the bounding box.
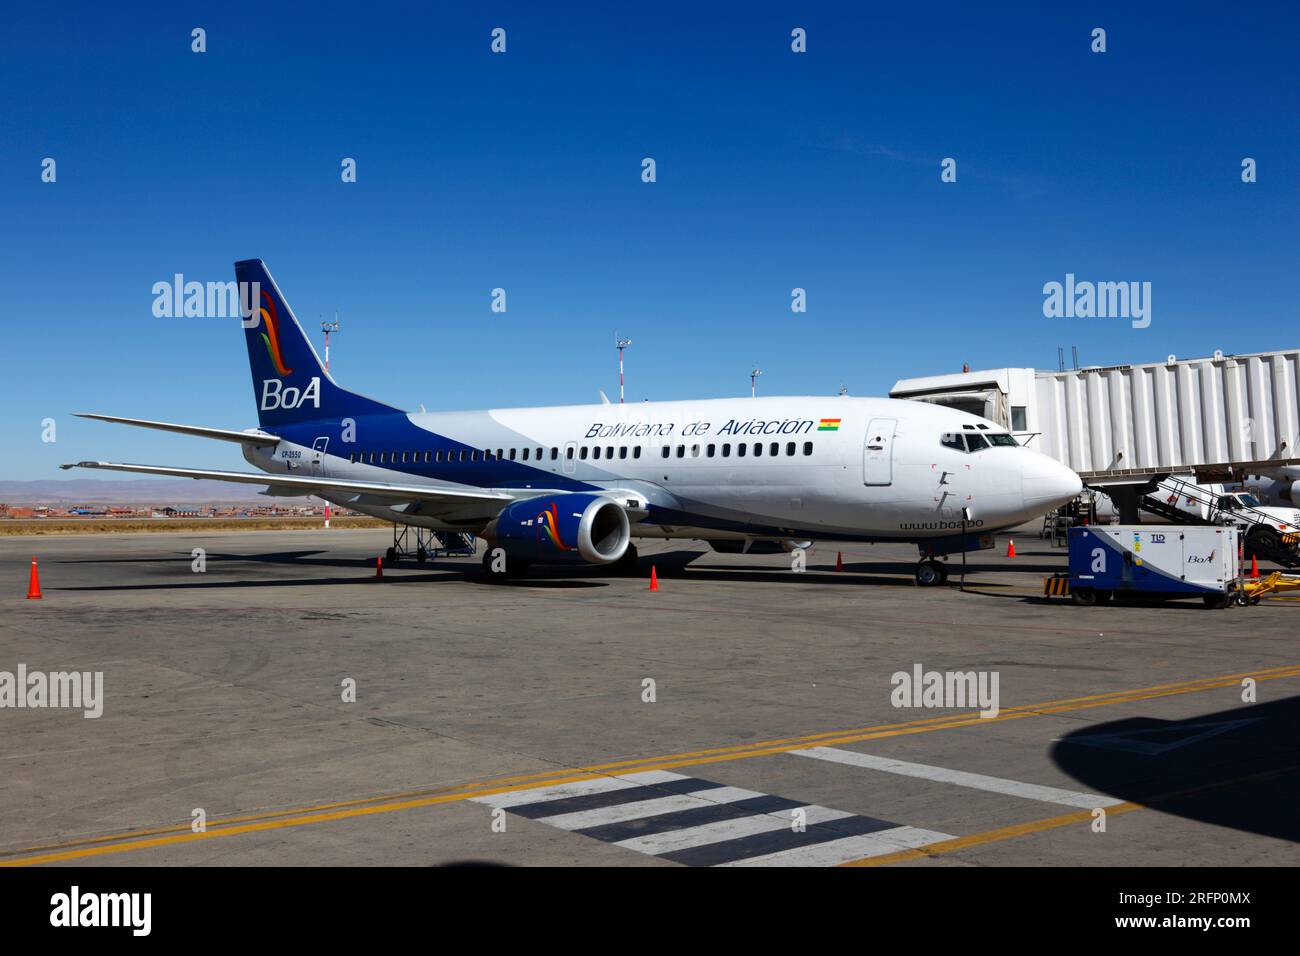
[471,770,954,866]
[790,746,1123,808]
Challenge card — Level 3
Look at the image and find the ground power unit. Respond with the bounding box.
[1066,525,1239,607]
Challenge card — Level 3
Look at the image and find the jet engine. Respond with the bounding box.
[484,493,631,565]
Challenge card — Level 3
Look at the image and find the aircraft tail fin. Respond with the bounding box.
[234,259,400,428]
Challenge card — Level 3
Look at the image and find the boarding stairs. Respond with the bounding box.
[1140,476,1300,568]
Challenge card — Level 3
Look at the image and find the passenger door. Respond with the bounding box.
[863,418,897,486]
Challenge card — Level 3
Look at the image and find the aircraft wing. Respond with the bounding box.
[60,460,515,509]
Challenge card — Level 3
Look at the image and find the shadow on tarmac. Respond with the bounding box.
[1052,695,1300,843]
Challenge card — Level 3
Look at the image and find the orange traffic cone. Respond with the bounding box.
[26,557,42,600]
[375,556,384,579]
[1250,554,1259,579]
[1006,539,1016,559]
[649,565,659,591]
[835,551,844,572]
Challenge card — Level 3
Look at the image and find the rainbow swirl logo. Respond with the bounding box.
[536,502,572,551]
[258,291,294,377]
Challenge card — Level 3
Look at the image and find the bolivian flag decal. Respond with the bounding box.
[817,418,841,431]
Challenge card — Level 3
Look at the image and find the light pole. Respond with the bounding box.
[751,366,762,398]
[320,314,340,528]
[321,313,340,374]
[616,333,632,403]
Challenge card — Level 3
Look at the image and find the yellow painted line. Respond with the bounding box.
[4,663,1298,866]
[841,762,1300,867]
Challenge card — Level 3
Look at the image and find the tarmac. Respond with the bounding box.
[2,526,1297,867]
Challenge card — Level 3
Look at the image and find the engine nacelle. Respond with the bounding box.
[485,493,631,565]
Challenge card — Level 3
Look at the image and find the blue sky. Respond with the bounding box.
[2,1,1297,479]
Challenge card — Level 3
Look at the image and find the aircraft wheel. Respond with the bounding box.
[416,547,428,563]
[612,544,639,575]
[385,546,398,563]
[915,559,945,587]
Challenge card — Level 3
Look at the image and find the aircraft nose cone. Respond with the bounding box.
[1022,455,1083,511]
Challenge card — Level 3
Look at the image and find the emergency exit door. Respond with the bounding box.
[863,418,897,486]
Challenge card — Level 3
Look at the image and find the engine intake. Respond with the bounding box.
[486,493,630,565]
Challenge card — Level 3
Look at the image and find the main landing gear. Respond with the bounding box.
[610,543,640,576]
[915,558,948,587]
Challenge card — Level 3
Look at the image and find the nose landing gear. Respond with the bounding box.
[915,558,948,586]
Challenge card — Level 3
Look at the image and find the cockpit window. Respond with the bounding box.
[943,431,1018,452]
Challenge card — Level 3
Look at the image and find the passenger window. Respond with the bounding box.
[753,443,762,457]
[580,447,589,460]
[770,442,779,456]
[521,448,529,461]
[802,442,813,455]
[606,446,613,459]
[722,444,731,457]
[619,446,628,459]
[691,444,700,457]
[536,448,543,459]
[707,444,716,457]
[401,451,408,463]
[662,446,671,459]
[786,442,795,456]
[380,452,387,463]
[737,443,747,457]
[593,447,601,460]
[633,446,641,459]
[676,445,685,458]
[552,448,559,460]
[565,446,574,460]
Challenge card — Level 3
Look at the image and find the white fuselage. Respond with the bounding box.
[244,395,1082,544]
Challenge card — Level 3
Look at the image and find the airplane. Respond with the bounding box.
[63,259,1083,585]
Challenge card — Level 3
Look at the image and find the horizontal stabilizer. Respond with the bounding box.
[75,413,281,447]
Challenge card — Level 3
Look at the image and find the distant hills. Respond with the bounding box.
[0,478,316,506]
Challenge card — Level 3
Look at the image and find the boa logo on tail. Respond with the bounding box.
[536,502,572,551]
[258,291,294,377]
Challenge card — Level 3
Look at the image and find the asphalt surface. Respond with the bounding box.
[2,526,1297,867]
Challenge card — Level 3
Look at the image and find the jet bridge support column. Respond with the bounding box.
[1092,478,1161,525]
